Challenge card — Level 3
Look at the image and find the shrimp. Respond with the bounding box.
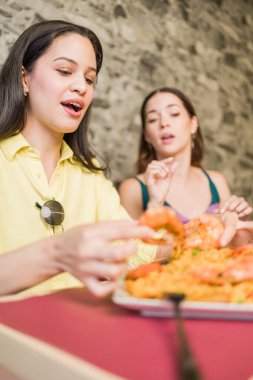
[232,245,253,258]
[126,262,162,280]
[224,257,253,283]
[192,245,253,285]
[138,207,184,246]
[139,208,224,250]
[184,214,224,250]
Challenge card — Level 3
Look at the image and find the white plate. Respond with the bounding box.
[112,280,253,320]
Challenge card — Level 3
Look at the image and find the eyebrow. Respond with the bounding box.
[53,57,97,73]
[146,104,180,115]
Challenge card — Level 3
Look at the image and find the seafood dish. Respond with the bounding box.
[126,207,253,304]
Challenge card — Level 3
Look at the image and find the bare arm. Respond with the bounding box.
[118,178,143,219]
[0,221,154,297]
[0,237,61,296]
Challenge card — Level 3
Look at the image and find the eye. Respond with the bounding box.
[57,69,71,76]
[147,118,158,124]
[170,112,180,117]
[85,77,96,86]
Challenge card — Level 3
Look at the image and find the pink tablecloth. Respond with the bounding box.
[0,288,252,380]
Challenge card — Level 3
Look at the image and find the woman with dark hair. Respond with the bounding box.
[0,20,156,295]
[0,19,103,170]
[119,87,252,221]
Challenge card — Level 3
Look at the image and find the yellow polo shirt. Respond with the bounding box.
[0,134,156,294]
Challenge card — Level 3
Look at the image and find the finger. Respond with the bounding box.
[220,225,237,247]
[161,158,178,175]
[219,196,237,213]
[237,220,253,231]
[97,241,139,262]
[220,212,238,246]
[239,207,253,219]
[84,276,117,298]
[80,259,128,279]
[85,221,154,241]
[100,224,154,242]
[147,164,170,178]
[148,160,174,173]
[235,203,251,214]
[162,157,174,165]
[226,198,245,212]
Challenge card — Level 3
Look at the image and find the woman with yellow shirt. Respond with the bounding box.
[0,20,156,296]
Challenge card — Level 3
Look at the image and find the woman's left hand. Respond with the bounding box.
[220,212,253,247]
[219,195,252,220]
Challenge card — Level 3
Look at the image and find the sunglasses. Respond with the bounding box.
[35,199,64,233]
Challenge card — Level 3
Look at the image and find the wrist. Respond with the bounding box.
[43,234,64,275]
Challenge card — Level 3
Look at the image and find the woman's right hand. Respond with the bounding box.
[54,220,154,297]
[145,157,177,208]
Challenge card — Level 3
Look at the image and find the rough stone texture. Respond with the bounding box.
[0,0,252,205]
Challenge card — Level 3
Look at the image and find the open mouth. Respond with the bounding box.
[61,101,83,114]
[161,133,175,143]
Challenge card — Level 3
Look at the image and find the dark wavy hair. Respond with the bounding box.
[0,20,105,172]
[137,87,204,173]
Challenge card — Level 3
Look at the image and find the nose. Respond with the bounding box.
[160,112,170,128]
[70,76,87,95]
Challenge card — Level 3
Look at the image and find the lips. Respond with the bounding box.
[161,133,175,144]
[61,99,84,117]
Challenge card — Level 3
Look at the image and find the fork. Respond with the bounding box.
[167,293,203,380]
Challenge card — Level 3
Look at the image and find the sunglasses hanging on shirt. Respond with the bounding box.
[35,198,64,233]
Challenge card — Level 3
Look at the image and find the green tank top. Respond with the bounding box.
[135,169,220,223]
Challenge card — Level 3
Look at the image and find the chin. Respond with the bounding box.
[59,125,80,134]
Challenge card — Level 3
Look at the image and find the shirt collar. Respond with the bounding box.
[60,140,74,162]
[0,133,30,161]
[0,133,74,162]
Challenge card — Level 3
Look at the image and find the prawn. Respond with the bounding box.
[139,207,224,251]
[126,262,162,280]
[139,207,185,246]
[184,214,224,250]
[232,245,253,258]
[192,245,253,285]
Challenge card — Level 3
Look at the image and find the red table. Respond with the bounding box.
[0,288,252,380]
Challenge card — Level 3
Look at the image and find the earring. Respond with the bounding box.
[191,133,196,149]
[24,91,28,96]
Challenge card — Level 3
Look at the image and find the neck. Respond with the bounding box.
[22,123,63,181]
[161,147,193,185]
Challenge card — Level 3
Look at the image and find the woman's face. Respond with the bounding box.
[144,92,198,160]
[22,33,97,137]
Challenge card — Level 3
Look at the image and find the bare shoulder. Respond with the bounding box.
[206,169,231,199]
[207,169,228,186]
[118,177,143,219]
[119,177,142,193]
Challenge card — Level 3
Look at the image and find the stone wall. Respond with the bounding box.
[0,0,252,205]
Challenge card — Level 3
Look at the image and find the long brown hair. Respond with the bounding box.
[137,87,204,173]
[0,20,106,172]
